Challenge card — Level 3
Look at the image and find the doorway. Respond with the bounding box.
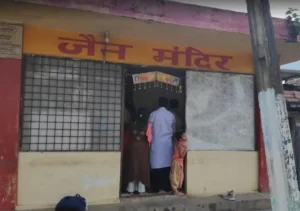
[120,65,186,197]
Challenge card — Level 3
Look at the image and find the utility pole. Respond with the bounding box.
[246,0,300,211]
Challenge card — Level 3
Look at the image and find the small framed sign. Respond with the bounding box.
[0,21,23,59]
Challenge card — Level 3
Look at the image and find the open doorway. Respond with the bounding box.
[121,65,186,197]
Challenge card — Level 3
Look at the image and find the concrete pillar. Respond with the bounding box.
[0,21,23,211]
[256,103,269,192]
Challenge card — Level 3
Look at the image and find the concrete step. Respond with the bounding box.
[18,192,271,211]
[90,192,271,211]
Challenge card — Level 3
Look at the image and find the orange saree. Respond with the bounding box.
[169,140,187,190]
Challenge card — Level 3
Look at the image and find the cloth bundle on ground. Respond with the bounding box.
[55,194,87,211]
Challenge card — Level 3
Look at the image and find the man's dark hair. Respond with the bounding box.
[158,97,168,108]
[169,99,179,109]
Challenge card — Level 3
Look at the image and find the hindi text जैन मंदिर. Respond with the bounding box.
[152,46,233,71]
[56,34,234,72]
[57,34,133,60]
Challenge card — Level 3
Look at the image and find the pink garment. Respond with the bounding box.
[146,123,152,145]
[171,140,187,168]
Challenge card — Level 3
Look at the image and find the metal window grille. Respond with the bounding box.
[20,55,123,151]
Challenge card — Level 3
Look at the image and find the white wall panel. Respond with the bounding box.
[186,71,255,150]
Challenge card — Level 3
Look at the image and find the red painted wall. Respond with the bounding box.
[256,104,270,192]
[0,58,22,210]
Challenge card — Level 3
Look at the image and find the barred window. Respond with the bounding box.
[21,55,123,151]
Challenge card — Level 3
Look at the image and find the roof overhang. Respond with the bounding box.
[1,1,299,65]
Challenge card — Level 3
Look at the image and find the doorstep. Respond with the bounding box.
[17,192,271,211]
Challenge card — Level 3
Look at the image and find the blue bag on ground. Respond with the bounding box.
[55,194,87,211]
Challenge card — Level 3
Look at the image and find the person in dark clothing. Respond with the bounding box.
[126,108,151,195]
[121,99,136,191]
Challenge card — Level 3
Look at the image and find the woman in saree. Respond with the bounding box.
[121,100,136,192]
[169,132,187,196]
[126,108,150,195]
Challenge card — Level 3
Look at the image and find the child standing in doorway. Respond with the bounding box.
[169,132,187,196]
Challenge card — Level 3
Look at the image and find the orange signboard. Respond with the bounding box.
[132,72,157,84]
[156,72,180,86]
[132,71,180,86]
[23,25,254,74]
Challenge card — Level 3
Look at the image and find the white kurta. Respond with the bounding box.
[149,107,176,169]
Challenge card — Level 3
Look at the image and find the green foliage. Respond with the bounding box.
[286,8,300,42]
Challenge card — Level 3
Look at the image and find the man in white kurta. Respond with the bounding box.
[149,97,176,192]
